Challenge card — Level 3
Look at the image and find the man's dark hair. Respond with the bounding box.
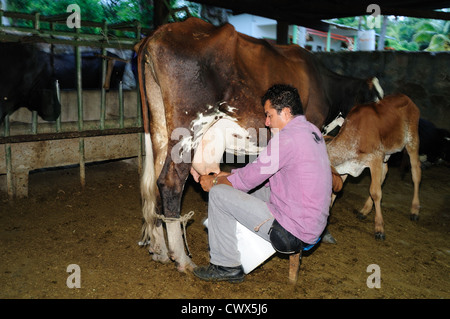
[261,84,303,116]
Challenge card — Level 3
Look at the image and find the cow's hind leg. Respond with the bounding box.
[139,51,171,264]
[406,140,421,221]
[368,160,386,240]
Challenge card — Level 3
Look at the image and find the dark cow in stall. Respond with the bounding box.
[54,50,128,90]
[0,43,129,124]
[416,118,450,165]
[327,94,421,240]
[387,118,450,175]
[0,42,60,124]
[135,17,383,271]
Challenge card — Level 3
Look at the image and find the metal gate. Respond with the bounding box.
[0,10,152,198]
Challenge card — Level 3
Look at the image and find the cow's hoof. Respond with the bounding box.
[375,232,386,240]
[355,211,367,220]
[151,252,171,264]
[322,229,337,244]
[410,214,419,222]
[176,260,196,273]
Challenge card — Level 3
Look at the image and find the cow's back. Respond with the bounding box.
[139,17,327,130]
[334,94,419,156]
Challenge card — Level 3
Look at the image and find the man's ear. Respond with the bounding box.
[282,107,293,119]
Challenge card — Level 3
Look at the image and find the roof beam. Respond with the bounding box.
[190,0,450,26]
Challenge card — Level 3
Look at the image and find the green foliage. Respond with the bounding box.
[329,12,450,52]
[6,0,154,28]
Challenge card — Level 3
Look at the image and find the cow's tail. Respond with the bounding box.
[135,37,159,246]
[140,132,157,245]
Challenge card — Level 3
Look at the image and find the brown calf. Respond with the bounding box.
[327,94,421,240]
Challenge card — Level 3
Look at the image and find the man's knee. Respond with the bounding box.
[209,184,233,198]
[209,184,233,203]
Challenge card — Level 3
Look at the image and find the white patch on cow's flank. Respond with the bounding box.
[334,160,367,177]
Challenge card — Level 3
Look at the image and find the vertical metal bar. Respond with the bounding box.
[75,29,85,188]
[100,56,106,130]
[135,21,143,174]
[135,21,142,128]
[326,29,331,52]
[100,21,108,130]
[4,114,9,141]
[34,12,40,31]
[119,81,124,128]
[75,43,83,131]
[51,22,62,133]
[31,111,38,134]
[79,138,85,188]
[55,80,61,132]
[4,115,13,199]
[31,9,40,135]
[5,143,13,199]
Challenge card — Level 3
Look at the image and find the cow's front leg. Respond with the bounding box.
[140,156,170,263]
[146,216,170,264]
[356,196,374,220]
[158,158,196,272]
[166,221,196,272]
[356,163,388,225]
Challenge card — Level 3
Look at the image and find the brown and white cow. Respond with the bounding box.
[327,94,421,240]
[134,17,383,271]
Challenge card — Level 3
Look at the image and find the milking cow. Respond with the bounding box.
[135,17,383,271]
[0,42,61,124]
[327,94,421,240]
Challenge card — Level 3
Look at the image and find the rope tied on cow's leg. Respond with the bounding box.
[157,211,195,258]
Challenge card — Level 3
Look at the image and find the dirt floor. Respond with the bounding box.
[0,158,449,299]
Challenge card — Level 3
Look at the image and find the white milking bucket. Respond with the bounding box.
[203,219,275,274]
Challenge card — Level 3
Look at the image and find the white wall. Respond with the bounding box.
[228,14,277,40]
[227,13,359,52]
[1,0,9,26]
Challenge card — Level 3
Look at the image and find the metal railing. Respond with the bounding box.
[0,10,150,197]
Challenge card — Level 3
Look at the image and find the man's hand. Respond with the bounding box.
[199,171,233,192]
[199,173,217,192]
